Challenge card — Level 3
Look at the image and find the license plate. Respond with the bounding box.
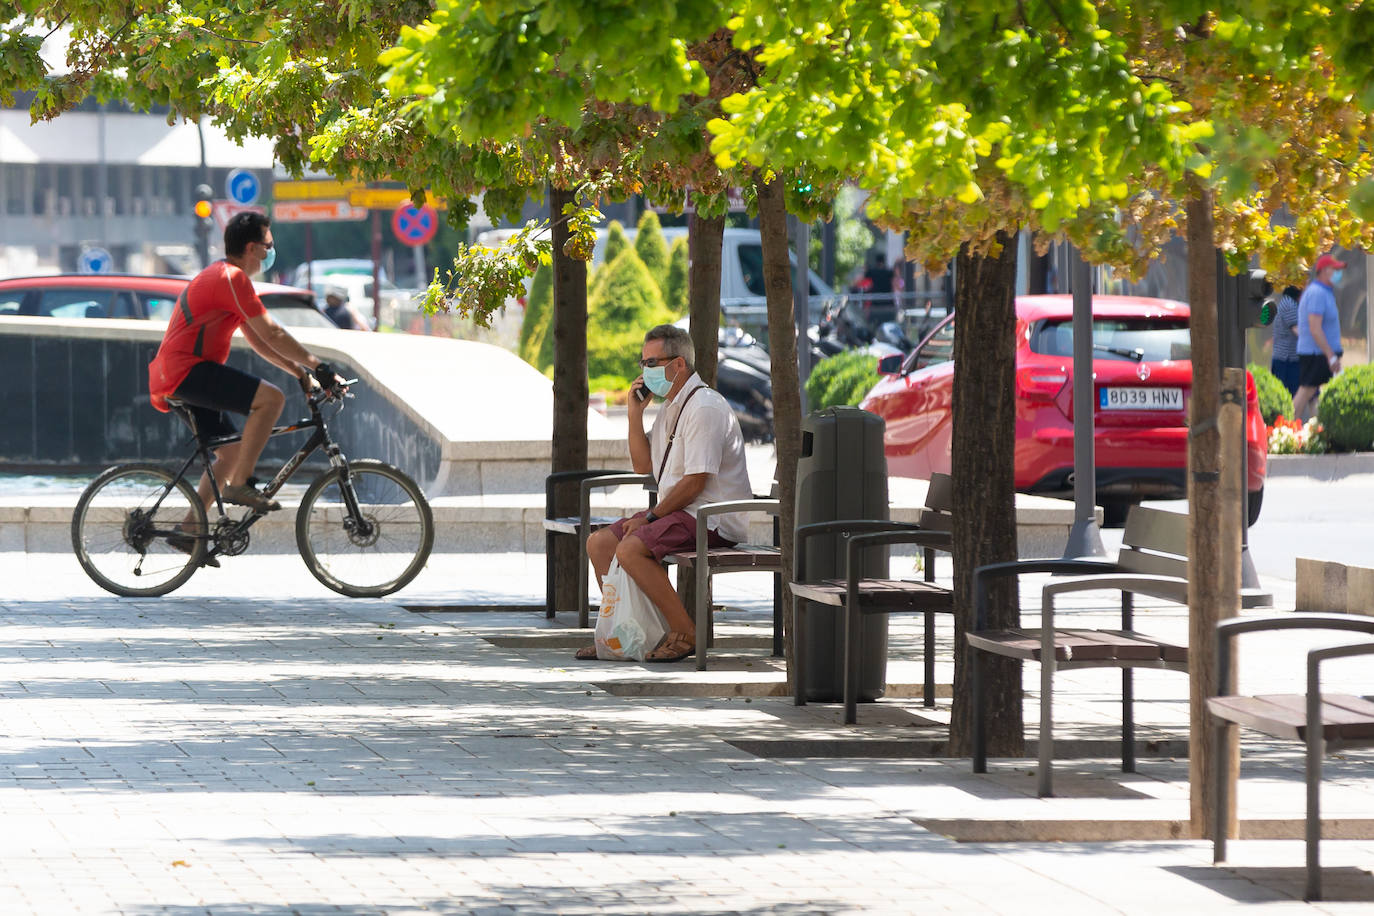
[1099,386,1183,410]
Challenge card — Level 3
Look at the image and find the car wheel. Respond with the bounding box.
[1247,487,1263,527]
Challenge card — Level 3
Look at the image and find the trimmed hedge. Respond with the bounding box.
[635,210,671,296]
[587,249,675,386]
[601,221,630,267]
[1247,362,1293,425]
[1318,363,1374,452]
[805,349,882,410]
[666,236,688,314]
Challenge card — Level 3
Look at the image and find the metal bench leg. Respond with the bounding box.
[1306,702,1324,901]
[695,561,709,672]
[923,609,936,707]
[843,600,860,725]
[577,527,590,629]
[1122,669,1136,773]
[972,649,987,773]
[772,570,784,657]
[793,596,807,707]
[1213,718,1231,865]
[1037,652,1056,797]
[545,531,557,619]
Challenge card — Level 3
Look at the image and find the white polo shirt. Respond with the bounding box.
[649,373,754,543]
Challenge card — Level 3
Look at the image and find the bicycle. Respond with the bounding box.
[71,377,435,598]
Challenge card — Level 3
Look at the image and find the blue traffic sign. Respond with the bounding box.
[78,247,113,275]
[391,204,438,247]
[226,169,261,206]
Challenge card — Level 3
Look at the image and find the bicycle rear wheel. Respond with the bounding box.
[71,463,208,597]
[295,459,434,598]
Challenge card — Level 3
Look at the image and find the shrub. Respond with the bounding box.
[635,210,671,296]
[601,220,629,267]
[587,249,675,386]
[1247,362,1293,426]
[665,236,688,315]
[518,263,553,369]
[805,349,881,410]
[1317,363,1374,452]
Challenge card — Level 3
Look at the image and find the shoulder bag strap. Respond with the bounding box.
[657,384,703,481]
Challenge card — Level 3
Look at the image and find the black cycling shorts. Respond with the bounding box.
[172,361,263,441]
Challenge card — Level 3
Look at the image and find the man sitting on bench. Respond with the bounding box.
[575,324,753,662]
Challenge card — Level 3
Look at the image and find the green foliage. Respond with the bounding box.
[587,249,675,386]
[1317,364,1374,452]
[805,349,882,411]
[635,210,671,295]
[666,237,688,315]
[519,263,553,369]
[1247,363,1294,426]
[601,221,630,267]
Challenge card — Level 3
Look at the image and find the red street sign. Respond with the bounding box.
[274,200,368,223]
[211,201,266,232]
[391,204,439,247]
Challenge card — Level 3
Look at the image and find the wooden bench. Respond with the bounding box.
[969,505,1217,796]
[543,470,655,626]
[1210,613,1374,902]
[664,496,783,670]
[789,520,954,724]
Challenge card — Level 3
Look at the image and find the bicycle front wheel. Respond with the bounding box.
[295,459,434,598]
[71,463,208,597]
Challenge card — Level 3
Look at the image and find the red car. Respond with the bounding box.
[861,295,1268,526]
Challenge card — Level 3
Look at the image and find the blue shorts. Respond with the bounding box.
[1270,357,1300,396]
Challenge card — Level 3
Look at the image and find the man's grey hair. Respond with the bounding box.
[644,324,694,370]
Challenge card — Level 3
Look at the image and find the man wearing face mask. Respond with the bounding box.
[1292,253,1346,421]
[575,324,754,662]
[148,211,336,526]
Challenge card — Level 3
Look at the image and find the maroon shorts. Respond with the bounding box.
[610,509,734,561]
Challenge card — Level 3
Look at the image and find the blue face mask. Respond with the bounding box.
[1331,269,1344,286]
[643,362,677,397]
[258,245,276,274]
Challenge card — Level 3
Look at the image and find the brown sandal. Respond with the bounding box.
[645,631,695,663]
[573,645,599,661]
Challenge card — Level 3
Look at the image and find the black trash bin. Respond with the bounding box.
[795,406,889,702]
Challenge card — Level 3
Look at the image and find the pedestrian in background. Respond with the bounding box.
[1270,284,1302,396]
[1292,254,1345,420]
[322,287,371,331]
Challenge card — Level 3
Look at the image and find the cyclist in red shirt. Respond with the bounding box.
[149,211,333,522]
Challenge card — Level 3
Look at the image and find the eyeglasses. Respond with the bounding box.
[639,355,676,368]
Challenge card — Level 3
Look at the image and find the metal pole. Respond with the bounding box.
[1063,245,1106,558]
[195,118,210,268]
[1366,250,1373,365]
[791,215,812,415]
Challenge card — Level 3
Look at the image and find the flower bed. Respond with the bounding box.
[1267,416,1327,454]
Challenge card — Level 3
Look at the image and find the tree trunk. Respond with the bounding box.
[1185,189,1238,838]
[755,174,802,682]
[946,233,1022,758]
[689,211,725,385]
[550,182,590,613]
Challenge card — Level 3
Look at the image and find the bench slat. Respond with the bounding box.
[968,627,1179,663]
[1058,628,1176,661]
[667,546,781,569]
[1207,694,1374,742]
[542,516,620,535]
[789,578,952,611]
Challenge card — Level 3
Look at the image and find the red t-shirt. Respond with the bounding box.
[147,261,267,411]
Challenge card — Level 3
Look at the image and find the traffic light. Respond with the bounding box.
[193,183,214,267]
[1247,268,1275,326]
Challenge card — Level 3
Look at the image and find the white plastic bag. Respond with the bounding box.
[594,559,668,661]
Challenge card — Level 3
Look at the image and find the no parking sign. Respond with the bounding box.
[391,204,438,247]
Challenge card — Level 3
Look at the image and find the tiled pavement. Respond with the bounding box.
[0,549,1372,914]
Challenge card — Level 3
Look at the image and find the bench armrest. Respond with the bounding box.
[844,529,952,591]
[578,473,657,530]
[545,469,635,517]
[973,558,1119,630]
[696,499,781,554]
[1216,613,1374,697]
[794,520,925,579]
[1042,573,1189,604]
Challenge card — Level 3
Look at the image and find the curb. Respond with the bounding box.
[1265,452,1374,480]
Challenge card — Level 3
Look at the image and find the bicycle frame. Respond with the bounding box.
[154,389,361,549]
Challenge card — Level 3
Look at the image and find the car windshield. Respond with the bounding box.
[1030,317,1191,362]
[261,294,334,328]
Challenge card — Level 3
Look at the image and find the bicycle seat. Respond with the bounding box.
[164,398,206,442]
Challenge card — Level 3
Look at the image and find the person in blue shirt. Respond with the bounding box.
[1270,285,1302,396]
[1293,253,1345,420]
